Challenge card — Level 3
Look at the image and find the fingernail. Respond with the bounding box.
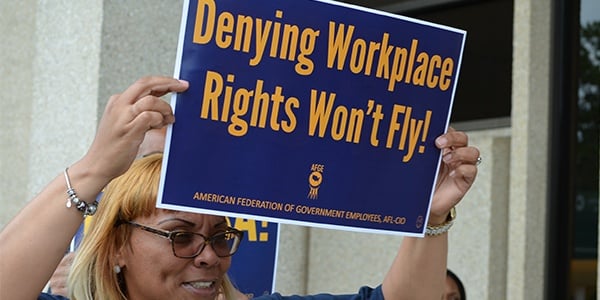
[178,79,189,85]
[436,137,448,148]
[443,153,452,162]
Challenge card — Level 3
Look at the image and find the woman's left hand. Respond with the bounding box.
[429,128,480,225]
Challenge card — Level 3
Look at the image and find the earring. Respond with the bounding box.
[113,265,122,274]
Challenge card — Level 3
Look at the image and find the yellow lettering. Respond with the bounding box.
[194,5,317,75]
[215,12,234,48]
[233,218,257,241]
[200,71,224,121]
[281,96,299,133]
[193,0,216,44]
[439,58,454,91]
[412,52,429,86]
[308,90,336,137]
[200,70,299,137]
[426,55,442,88]
[327,22,355,71]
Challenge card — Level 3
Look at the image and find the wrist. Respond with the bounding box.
[63,167,99,217]
[425,207,456,236]
[65,160,111,203]
[72,157,115,188]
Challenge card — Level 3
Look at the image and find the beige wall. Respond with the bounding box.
[0,0,36,227]
[0,0,566,299]
[0,0,104,227]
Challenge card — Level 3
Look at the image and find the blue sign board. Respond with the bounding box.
[158,0,466,236]
[226,218,279,297]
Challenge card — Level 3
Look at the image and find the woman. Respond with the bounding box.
[445,269,467,300]
[0,76,479,300]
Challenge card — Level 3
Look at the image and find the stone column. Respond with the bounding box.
[508,0,553,299]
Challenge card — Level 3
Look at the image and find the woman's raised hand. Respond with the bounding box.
[80,76,188,182]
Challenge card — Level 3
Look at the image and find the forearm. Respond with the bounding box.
[381,233,447,300]
[0,160,109,299]
[0,76,186,299]
[380,129,477,299]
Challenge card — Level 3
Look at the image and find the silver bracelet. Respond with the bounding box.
[64,168,98,217]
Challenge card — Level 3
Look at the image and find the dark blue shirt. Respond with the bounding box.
[38,285,384,299]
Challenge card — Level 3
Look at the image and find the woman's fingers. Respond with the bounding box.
[428,128,480,223]
[118,76,189,104]
[441,145,480,168]
[435,128,468,149]
[130,95,176,131]
[102,76,188,133]
[436,128,479,167]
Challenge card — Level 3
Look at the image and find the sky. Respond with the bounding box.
[581,0,600,24]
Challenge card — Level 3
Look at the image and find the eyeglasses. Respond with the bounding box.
[125,221,243,258]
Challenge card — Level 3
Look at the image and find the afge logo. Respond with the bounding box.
[307,163,324,199]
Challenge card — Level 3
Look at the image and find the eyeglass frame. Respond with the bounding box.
[123,220,244,258]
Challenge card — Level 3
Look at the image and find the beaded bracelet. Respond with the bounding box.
[64,168,98,217]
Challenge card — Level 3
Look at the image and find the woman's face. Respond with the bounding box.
[118,210,232,300]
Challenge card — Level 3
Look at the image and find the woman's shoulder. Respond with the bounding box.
[38,293,70,300]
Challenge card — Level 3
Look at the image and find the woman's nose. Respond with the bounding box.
[192,243,220,267]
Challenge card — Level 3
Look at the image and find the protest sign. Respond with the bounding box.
[226,218,279,297]
[158,0,466,236]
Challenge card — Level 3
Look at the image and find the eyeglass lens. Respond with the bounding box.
[171,231,240,258]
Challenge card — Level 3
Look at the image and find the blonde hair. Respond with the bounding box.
[68,153,238,299]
